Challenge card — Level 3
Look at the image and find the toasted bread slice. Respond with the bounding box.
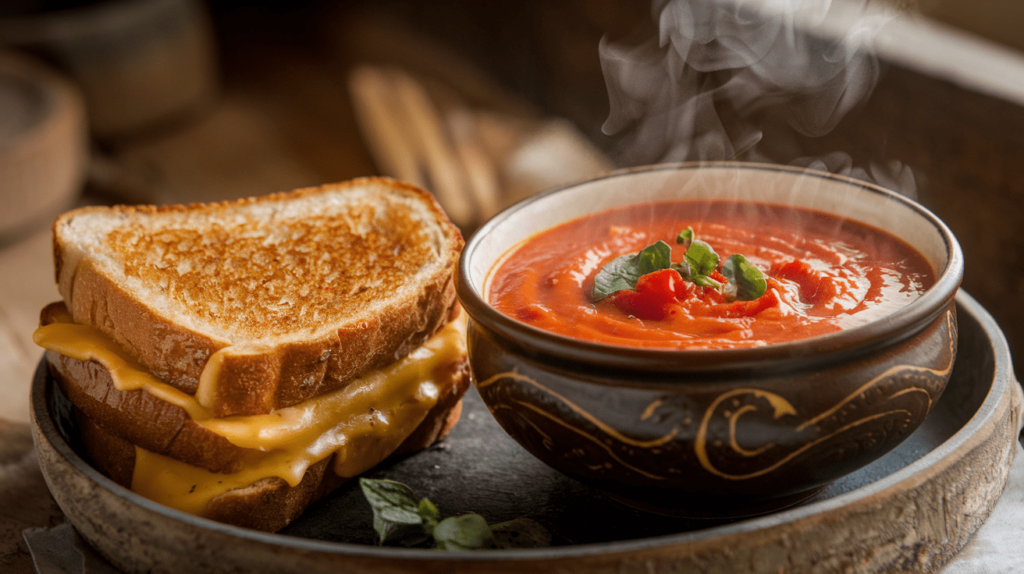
[53,178,463,417]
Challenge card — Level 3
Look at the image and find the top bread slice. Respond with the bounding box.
[53,178,464,417]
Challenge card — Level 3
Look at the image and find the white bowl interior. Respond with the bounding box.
[470,165,950,299]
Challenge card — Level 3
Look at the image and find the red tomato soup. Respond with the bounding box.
[487,201,936,349]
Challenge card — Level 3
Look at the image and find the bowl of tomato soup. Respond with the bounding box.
[456,162,962,517]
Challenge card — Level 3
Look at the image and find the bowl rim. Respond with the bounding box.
[456,161,964,376]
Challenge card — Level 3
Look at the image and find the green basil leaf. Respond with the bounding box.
[360,478,425,545]
[722,280,739,302]
[593,241,674,301]
[592,253,640,301]
[691,274,723,289]
[675,227,694,247]
[434,514,494,551]
[490,518,553,549]
[685,240,720,276]
[722,254,767,301]
[637,240,673,276]
[418,497,441,536]
[671,260,692,280]
[417,497,440,522]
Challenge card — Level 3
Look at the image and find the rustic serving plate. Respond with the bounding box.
[31,292,1020,574]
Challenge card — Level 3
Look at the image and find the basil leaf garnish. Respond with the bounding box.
[418,497,441,522]
[360,478,552,550]
[676,227,694,247]
[685,240,720,276]
[671,260,692,280]
[418,497,441,536]
[692,274,723,289]
[433,514,494,551]
[591,228,768,305]
[592,253,640,301]
[637,240,672,276]
[592,240,672,301]
[722,254,767,300]
[360,478,425,545]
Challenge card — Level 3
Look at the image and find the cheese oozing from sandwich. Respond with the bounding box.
[34,315,467,515]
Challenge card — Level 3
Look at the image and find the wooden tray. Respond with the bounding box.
[30,291,1021,573]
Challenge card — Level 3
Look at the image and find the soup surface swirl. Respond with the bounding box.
[488,201,935,349]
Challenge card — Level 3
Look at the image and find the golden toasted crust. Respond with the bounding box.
[52,178,464,416]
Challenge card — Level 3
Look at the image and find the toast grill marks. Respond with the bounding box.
[53,180,464,416]
[105,200,441,340]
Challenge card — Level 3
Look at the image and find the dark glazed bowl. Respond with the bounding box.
[456,162,964,517]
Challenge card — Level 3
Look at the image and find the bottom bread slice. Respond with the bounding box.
[40,300,471,532]
[72,396,465,533]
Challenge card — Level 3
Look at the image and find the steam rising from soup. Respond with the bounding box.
[599,0,916,197]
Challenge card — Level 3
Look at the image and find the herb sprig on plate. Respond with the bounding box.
[592,227,767,303]
[359,478,552,550]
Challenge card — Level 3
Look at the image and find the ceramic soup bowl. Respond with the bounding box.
[456,162,963,517]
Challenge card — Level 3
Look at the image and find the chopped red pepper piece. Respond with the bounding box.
[636,269,688,301]
[609,269,686,320]
[608,267,779,321]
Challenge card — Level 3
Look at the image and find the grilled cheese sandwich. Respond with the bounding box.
[36,178,470,531]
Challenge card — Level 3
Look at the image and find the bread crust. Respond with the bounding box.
[52,178,464,417]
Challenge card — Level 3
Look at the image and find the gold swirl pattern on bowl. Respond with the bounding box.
[477,311,956,482]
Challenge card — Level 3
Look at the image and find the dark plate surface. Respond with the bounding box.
[285,364,975,546]
[292,296,990,545]
[32,292,1019,572]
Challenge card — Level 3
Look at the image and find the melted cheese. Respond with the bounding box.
[34,316,467,516]
[33,322,211,420]
[195,348,227,409]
